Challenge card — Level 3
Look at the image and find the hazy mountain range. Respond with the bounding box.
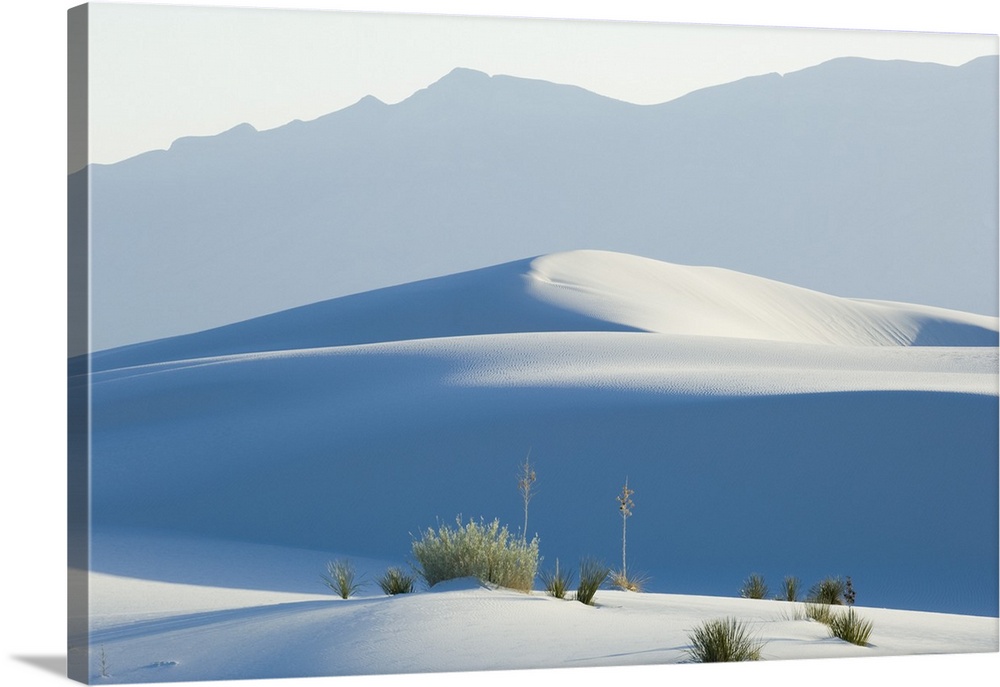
[74,55,999,351]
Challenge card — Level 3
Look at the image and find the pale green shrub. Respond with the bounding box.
[411,516,539,592]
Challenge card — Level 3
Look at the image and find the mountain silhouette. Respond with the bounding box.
[74,56,999,351]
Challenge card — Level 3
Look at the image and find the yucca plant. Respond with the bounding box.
[804,601,834,625]
[778,575,801,602]
[739,573,769,599]
[541,558,574,599]
[686,617,764,662]
[576,557,610,606]
[610,568,649,593]
[321,559,363,599]
[829,607,874,646]
[808,577,846,605]
[377,567,415,595]
[779,604,807,621]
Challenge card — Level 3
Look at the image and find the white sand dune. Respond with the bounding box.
[91,330,998,399]
[526,251,998,346]
[87,250,998,371]
[78,530,998,685]
[77,250,999,684]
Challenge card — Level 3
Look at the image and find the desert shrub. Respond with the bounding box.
[411,516,539,592]
[778,576,801,602]
[829,607,874,646]
[808,577,846,605]
[541,558,574,599]
[739,573,769,599]
[576,557,610,605]
[377,567,415,595]
[778,604,807,621]
[610,568,649,592]
[322,559,363,599]
[804,602,834,625]
[686,617,764,662]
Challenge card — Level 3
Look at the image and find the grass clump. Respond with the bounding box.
[411,516,539,592]
[804,576,848,624]
[829,607,874,646]
[808,576,846,605]
[778,604,807,621]
[321,559,363,599]
[576,557,610,605]
[804,602,834,625]
[377,567,415,595]
[778,576,801,602]
[541,558,574,599]
[739,573,769,599]
[610,568,649,592]
[686,617,764,662]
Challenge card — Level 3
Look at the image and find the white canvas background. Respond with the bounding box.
[2,2,998,687]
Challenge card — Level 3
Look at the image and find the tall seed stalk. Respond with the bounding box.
[617,477,635,577]
[517,450,536,543]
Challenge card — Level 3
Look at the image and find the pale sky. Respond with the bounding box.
[84,0,998,167]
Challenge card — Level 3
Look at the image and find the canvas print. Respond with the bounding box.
[67,2,999,684]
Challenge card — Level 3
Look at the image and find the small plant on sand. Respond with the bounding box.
[805,601,834,625]
[541,558,574,599]
[829,607,874,646]
[686,617,764,662]
[778,604,807,621]
[610,569,638,592]
[610,568,649,592]
[377,567,415,595]
[778,575,801,602]
[411,516,539,592]
[740,573,769,599]
[808,576,846,605]
[576,557,610,606]
[322,559,363,599]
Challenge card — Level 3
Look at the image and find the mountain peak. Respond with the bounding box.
[440,66,491,81]
[168,122,257,152]
[418,67,493,95]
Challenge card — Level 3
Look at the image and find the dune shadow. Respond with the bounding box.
[89,599,342,644]
[566,644,688,663]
